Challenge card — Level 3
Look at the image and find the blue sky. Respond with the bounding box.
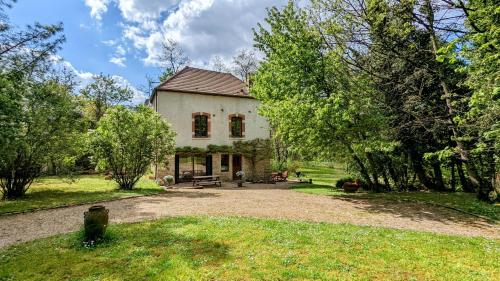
[7,0,287,103]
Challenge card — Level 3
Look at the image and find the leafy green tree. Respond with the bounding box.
[0,1,81,199]
[80,74,134,127]
[253,3,391,189]
[458,0,500,199]
[0,74,83,199]
[90,105,176,190]
[0,0,64,73]
[305,0,497,197]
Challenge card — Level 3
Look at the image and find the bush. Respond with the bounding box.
[0,77,84,199]
[335,177,355,188]
[287,160,300,173]
[90,105,175,190]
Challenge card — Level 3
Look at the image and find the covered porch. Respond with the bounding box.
[171,153,243,183]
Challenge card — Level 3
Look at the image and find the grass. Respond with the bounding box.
[290,163,500,221]
[0,216,498,280]
[291,162,348,186]
[0,175,163,215]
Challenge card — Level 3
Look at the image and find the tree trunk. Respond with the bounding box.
[381,166,391,190]
[423,0,485,196]
[1,175,30,199]
[386,156,400,190]
[343,141,373,187]
[352,154,373,187]
[432,161,446,191]
[409,147,435,189]
[450,162,456,191]
[366,152,383,192]
[456,159,472,192]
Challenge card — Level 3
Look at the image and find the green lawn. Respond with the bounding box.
[290,163,500,221]
[0,175,163,215]
[0,216,498,280]
[292,162,348,186]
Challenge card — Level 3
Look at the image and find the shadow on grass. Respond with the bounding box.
[1,218,230,280]
[71,217,230,271]
[290,184,497,226]
[336,196,492,226]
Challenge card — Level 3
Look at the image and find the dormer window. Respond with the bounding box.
[192,112,210,138]
[229,114,245,138]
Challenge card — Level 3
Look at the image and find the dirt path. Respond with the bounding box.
[1,184,498,249]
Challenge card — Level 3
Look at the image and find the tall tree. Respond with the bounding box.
[0,0,82,199]
[253,2,391,190]
[210,55,229,72]
[305,0,497,198]
[80,73,133,127]
[457,0,500,199]
[0,75,83,199]
[232,48,258,82]
[157,38,190,81]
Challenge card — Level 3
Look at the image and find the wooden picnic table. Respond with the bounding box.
[192,175,221,186]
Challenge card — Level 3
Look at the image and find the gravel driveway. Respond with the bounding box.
[1,184,498,249]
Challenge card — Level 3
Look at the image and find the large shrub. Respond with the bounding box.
[0,75,83,199]
[90,105,175,190]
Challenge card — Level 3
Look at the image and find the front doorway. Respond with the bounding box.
[232,154,242,180]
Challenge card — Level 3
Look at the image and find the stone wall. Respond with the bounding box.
[155,155,175,181]
[242,156,272,182]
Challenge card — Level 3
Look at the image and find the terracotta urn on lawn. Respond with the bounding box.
[84,205,109,242]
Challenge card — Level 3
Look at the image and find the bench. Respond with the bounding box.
[196,180,222,187]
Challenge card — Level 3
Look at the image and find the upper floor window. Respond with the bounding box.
[231,117,243,137]
[229,113,245,138]
[192,112,210,138]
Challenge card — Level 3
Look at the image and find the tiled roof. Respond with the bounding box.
[154,66,251,98]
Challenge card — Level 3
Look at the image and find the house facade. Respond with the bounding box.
[150,67,271,183]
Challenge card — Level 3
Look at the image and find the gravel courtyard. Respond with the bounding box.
[1,183,498,249]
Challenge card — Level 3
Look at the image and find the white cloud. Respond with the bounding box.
[109,56,127,67]
[116,0,180,23]
[85,0,287,67]
[115,45,127,56]
[103,43,128,67]
[102,39,117,46]
[84,0,111,21]
[111,75,148,104]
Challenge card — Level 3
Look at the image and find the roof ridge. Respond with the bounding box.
[154,66,191,90]
[184,66,236,77]
[151,65,250,100]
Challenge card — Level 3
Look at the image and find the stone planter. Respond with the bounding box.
[84,205,109,242]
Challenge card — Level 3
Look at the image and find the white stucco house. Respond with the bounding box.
[149,66,271,183]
